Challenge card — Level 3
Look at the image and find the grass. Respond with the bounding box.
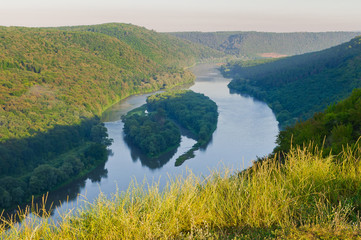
[2,145,361,239]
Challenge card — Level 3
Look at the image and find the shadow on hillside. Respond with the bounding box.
[0,117,111,221]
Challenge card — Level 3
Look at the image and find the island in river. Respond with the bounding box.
[122,90,218,166]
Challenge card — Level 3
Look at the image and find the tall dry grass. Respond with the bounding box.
[2,145,361,239]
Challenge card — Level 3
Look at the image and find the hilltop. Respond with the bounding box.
[170,31,360,58]
[56,23,223,68]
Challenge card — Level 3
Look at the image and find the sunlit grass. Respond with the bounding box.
[2,145,361,239]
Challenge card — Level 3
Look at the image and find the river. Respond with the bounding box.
[32,64,279,220]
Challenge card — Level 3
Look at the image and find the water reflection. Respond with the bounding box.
[121,103,217,169]
[124,137,178,170]
[87,164,108,183]
[124,130,215,169]
[46,161,108,210]
[199,135,214,152]
[3,160,110,221]
[229,88,252,98]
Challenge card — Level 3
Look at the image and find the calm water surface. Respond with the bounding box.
[39,64,279,219]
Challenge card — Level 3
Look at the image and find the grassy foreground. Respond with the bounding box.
[2,146,361,239]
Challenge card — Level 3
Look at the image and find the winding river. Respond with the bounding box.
[33,64,279,220]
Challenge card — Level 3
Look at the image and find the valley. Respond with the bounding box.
[1,23,361,238]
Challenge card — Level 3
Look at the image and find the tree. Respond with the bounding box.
[29,164,60,194]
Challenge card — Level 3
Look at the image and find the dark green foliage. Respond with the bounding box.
[225,36,361,127]
[0,118,106,176]
[0,188,11,208]
[170,31,361,58]
[123,90,218,163]
[57,23,223,68]
[84,143,108,164]
[147,90,218,145]
[147,90,218,165]
[274,89,361,155]
[0,177,26,206]
[91,124,113,146]
[123,109,181,158]
[0,118,109,210]
[29,164,61,194]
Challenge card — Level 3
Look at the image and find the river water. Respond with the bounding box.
[34,64,279,220]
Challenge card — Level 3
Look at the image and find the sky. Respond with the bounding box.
[1,0,360,32]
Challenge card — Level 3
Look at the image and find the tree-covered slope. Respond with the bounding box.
[57,23,224,67]
[224,36,361,127]
[0,25,210,142]
[274,88,361,155]
[170,31,361,58]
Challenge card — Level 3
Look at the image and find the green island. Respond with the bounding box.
[123,105,181,158]
[122,90,218,166]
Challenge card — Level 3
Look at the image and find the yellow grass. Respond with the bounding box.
[2,145,361,239]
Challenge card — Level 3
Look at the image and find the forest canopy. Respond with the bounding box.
[122,90,218,164]
[0,24,218,142]
[274,88,361,156]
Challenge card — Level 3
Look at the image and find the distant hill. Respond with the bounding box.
[224,36,361,127]
[170,31,361,58]
[57,23,224,67]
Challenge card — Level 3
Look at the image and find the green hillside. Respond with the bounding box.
[0,24,220,210]
[170,31,360,58]
[224,36,361,127]
[0,27,161,141]
[275,88,361,155]
[57,23,224,67]
[1,24,222,142]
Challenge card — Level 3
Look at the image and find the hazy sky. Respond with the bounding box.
[1,0,360,32]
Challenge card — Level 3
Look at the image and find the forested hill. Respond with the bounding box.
[0,24,220,142]
[56,23,224,67]
[224,36,361,127]
[275,88,361,156]
[170,31,360,58]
